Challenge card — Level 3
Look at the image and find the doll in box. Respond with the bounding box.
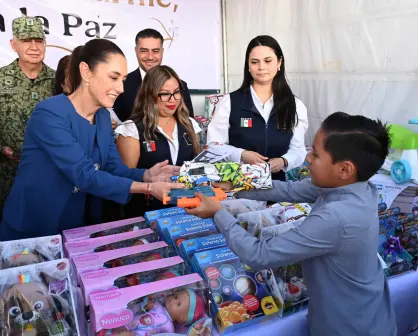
[127,289,207,335]
[96,238,150,253]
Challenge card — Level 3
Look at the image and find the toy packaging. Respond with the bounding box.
[204,93,224,119]
[238,207,287,237]
[379,235,413,276]
[220,199,267,217]
[0,235,63,270]
[80,256,186,306]
[192,247,279,334]
[175,161,272,191]
[0,258,80,335]
[90,273,213,336]
[165,220,219,253]
[155,215,213,242]
[262,263,309,318]
[179,234,227,268]
[71,241,170,285]
[64,228,157,257]
[144,207,187,229]
[62,216,146,242]
[163,186,228,207]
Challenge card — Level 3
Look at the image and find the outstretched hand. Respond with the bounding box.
[145,160,181,182]
[149,182,185,201]
[185,193,222,218]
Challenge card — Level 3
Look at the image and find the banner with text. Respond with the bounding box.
[0,0,221,90]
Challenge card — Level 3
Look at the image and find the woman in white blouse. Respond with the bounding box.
[207,35,308,180]
[115,65,201,216]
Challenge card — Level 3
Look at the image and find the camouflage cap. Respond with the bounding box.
[12,16,45,40]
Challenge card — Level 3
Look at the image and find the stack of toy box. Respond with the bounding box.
[0,236,80,335]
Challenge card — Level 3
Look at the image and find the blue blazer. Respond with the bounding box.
[0,94,145,240]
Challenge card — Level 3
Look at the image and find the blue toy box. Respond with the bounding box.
[165,220,218,254]
[179,234,227,269]
[191,247,279,334]
[155,215,208,242]
[144,207,187,229]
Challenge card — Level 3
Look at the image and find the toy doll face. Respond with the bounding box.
[165,290,190,324]
[3,283,52,326]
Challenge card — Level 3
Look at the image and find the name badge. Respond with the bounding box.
[143,141,156,152]
[240,118,252,128]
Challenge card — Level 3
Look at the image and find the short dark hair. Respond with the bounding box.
[135,28,164,46]
[68,39,125,93]
[321,112,390,182]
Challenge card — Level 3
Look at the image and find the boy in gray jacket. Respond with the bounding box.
[187,112,397,336]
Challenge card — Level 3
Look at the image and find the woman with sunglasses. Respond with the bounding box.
[115,65,201,217]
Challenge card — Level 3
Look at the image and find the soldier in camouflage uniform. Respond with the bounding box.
[0,17,55,217]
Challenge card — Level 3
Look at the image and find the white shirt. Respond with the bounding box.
[206,86,309,171]
[115,117,202,165]
[139,67,147,80]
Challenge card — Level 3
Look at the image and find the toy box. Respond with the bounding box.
[179,234,227,268]
[63,216,146,242]
[204,93,224,119]
[378,235,413,276]
[221,199,267,217]
[0,235,63,270]
[90,273,213,335]
[378,206,401,218]
[155,215,213,242]
[71,241,170,286]
[0,258,80,335]
[144,207,187,229]
[262,263,308,318]
[371,173,418,212]
[80,256,186,324]
[165,220,219,253]
[192,247,279,334]
[64,228,157,257]
[163,186,228,207]
[176,161,272,191]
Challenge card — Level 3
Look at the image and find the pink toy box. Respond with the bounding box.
[63,216,146,242]
[81,256,186,307]
[64,228,157,257]
[72,241,169,285]
[90,273,213,336]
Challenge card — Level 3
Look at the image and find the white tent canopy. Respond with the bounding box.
[223,0,418,144]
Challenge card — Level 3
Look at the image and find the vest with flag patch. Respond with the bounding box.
[124,121,195,217]
[228,88,293,181]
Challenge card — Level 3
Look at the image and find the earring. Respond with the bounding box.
[86,82,90,86]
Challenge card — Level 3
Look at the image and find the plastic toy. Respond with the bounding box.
[0,259,80,335]
[71,241,169,285]
[238,207,286,237]
[173,161,272,191]
[263,263,308,317]
[90,274,213,336]
[162,186,227,208]
[220,199,267,217]
[383,121,418,183]
[62,217,146,242]
[0,235,63,270]
[64,228,157,257]
[380,236,413,276]
[191,247,278,334]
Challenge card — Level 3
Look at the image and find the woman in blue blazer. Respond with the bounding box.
[0,39,181,241]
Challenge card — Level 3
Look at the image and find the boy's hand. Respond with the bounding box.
[185,193,222,218]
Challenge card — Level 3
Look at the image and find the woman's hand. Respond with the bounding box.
[111,119,118,130]
[186,193,222,218]
[1,146,20,162]
[148,182,185,201]
[268,158,286,173]
[241,150,268,164]
[144,160,181,182]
